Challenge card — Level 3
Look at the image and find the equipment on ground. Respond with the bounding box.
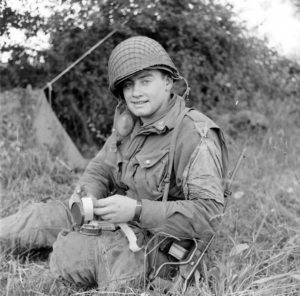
[70,194,141,252]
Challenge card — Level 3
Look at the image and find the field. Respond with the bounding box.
[0,89,299,295]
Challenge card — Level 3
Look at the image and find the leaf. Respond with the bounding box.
[229,243,249,256]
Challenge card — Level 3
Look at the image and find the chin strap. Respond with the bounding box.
[179,75,190,100]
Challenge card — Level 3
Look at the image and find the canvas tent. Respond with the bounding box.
[32,89,89,170]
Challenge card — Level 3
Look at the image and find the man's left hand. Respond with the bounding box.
[93,195,137,223]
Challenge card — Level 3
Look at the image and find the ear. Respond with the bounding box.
[165,75,173,92]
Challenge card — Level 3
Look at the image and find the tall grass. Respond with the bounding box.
[204,98,300,296]
[0,90,299,295]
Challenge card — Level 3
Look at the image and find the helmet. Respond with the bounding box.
[108,36,180,97]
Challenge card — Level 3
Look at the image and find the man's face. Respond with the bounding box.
[122,69,172,124]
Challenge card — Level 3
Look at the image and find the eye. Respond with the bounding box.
[123,81,132,90]
[141,79,150,85]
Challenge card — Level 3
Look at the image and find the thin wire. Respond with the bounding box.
[179,75,190,100]
[42,20,128,91]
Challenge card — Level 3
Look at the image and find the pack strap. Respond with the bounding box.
[146,107,191,285]
[162,108,191,202]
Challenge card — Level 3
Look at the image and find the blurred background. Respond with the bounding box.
[1,0,300,156]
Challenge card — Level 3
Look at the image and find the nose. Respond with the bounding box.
[132,82,142,97]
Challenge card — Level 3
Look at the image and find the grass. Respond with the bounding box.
[0,89,299,295]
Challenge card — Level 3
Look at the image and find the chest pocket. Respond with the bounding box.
[134,149,169,200]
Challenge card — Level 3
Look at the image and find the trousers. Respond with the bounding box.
[0,200,144,288]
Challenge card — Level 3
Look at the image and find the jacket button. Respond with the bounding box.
[145,160,151,165]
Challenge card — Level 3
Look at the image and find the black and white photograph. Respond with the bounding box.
[0,0,299,295]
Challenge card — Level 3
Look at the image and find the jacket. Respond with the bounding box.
[78,94,228,240]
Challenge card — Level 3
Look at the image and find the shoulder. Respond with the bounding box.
[174,109,207,160]
[177,108,226,161]
[179,108,219,138]
[185,109,219,129]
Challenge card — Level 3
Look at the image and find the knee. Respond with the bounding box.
[50,230,98,287]
[31,200,72,229]
[18,201,72,249]
[0,201,68,251]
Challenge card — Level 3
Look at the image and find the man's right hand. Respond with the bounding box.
[93,194,137,223]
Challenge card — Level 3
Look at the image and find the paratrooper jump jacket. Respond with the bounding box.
[78,94,228,241]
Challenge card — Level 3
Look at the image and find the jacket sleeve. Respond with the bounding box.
[76,135,116,199]
[139,128,226,239]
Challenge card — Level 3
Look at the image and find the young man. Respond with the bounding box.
[0,36,228,289]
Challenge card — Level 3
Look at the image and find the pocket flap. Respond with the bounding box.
[136,149,169,168]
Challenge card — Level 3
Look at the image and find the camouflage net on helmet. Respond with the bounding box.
[108,36,180,96]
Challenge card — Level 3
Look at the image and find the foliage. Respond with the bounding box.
[292,0,300,12]
[0,0,50,88]
[1,0,300,152]
[0,0,45,37]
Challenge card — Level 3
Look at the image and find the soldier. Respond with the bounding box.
[0,36,228,289]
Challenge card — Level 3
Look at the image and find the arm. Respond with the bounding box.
[139,127,227,239]
[75,135,116,199]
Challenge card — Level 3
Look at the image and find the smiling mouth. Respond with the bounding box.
[131,100,148,105]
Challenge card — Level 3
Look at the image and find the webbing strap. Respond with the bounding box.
[146,107,191,285]
[162,108,191,202]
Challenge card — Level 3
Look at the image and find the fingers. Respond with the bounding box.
[92,195,135,224]
[98,213,113,222]
[94,206,113,216]
[94,208,115,222]
[94,197,113,208]
[93,197,117,221]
